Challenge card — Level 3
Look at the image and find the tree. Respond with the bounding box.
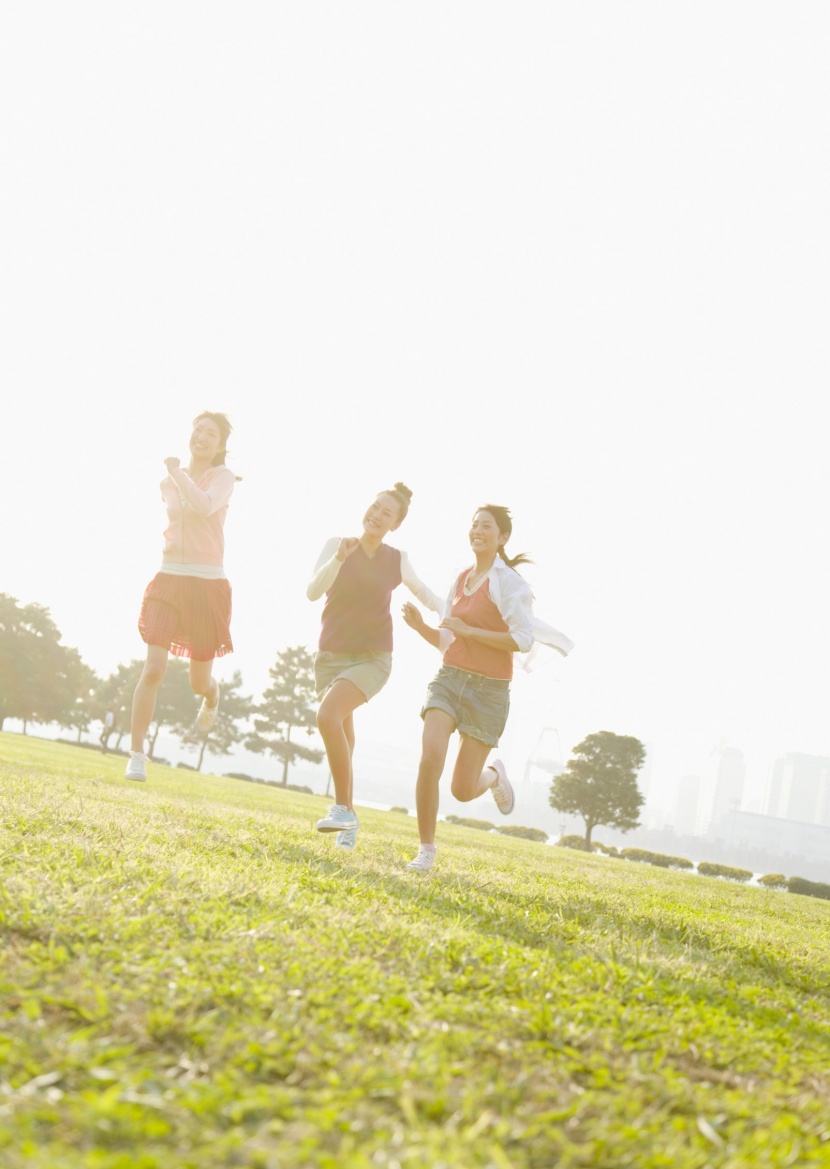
[57,650,98,742]
[176,670,254,771]
[549,731,645,850]
[246,646,323,785]
[0,593,95,733]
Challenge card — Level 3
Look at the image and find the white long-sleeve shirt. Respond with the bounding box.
[437,558,574,661]
[307,538,443,613]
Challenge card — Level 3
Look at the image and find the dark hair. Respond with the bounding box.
[476,504,532,570]
[193,411,232,466]
[382,481,413,528]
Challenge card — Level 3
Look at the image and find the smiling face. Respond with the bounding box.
[189,416,224,465]
[362,492,403,538]
[469,509,507,558]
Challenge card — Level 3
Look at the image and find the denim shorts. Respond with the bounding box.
[421,664,510,747]
[314,650,393,702]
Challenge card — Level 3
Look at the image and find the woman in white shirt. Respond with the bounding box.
[402,504,572,872]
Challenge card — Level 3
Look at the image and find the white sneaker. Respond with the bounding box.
[489,759,514,815]
[125,752,148,782]
[406,844,437,871]
[195,685,220,733]
[316,805,359,833]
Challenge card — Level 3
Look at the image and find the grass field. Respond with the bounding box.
[1,734,829,1168]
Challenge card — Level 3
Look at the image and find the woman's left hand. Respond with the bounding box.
[165,457,181,473]
[440,617,470,637]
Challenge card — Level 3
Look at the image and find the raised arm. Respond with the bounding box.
[399,551,443,614]
[306,537,361,601]
[167,465,235,516]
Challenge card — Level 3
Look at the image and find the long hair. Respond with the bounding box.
[477,504,532,570]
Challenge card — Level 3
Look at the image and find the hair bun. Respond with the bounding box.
[394,482,413,501]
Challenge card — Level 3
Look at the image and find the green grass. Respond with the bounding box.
[2,734,829,1168]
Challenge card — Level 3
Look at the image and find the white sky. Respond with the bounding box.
[2,4,829,815]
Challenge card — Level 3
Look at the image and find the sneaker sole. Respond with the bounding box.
[316,822,358,833]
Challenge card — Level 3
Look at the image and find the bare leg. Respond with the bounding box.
[189,658,218,705]
[414,709,456,845]
[130,645,169,752]
[316,681,365,809]
[342,712,356,809]
[450,734,496,803]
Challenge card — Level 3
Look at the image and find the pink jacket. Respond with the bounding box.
[161,465,235,573]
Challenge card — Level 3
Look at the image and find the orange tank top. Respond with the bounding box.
[443,570,513,680]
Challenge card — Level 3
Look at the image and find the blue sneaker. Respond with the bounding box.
[316,804,358,833]
[336,825,358,849]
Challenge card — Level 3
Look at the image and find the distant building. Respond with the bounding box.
[673,774,701,836]
[702,746,745,834]
[711,808,830,867]
[764,753,830,826]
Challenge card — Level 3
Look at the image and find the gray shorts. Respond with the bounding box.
[314,650,393,702]
[421,664,510,747]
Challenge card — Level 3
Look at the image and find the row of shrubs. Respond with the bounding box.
[556,836,830,901]
[224,772,315,795]
[444,814,549,842]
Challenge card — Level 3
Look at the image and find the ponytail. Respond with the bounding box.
[497,546,532,570]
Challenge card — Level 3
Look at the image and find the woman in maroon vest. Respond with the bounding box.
[307,483,441,849]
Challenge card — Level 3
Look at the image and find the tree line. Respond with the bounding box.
[2,593,650,832]
[0,593,323,783]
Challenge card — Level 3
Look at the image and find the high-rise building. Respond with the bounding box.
[764,753,830,826]
[673,774,701,835]
[705,746,745,834]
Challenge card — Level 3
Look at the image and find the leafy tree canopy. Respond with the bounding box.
[0,593,96,731]
[247,645,323,785]
[550,730,645,849]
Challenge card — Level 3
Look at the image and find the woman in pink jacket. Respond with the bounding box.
[125,412,237,781]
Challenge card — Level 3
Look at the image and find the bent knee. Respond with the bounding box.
[450,778,477,802]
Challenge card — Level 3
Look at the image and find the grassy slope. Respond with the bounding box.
[1,735,829,1169]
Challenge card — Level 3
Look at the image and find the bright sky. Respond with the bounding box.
[3,4,829,817]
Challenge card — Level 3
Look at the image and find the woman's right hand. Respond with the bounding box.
[402,602,425,631]
[164,456,181,473]
[336,537,360,562]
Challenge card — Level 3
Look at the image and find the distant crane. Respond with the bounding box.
[523,725,563,784]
